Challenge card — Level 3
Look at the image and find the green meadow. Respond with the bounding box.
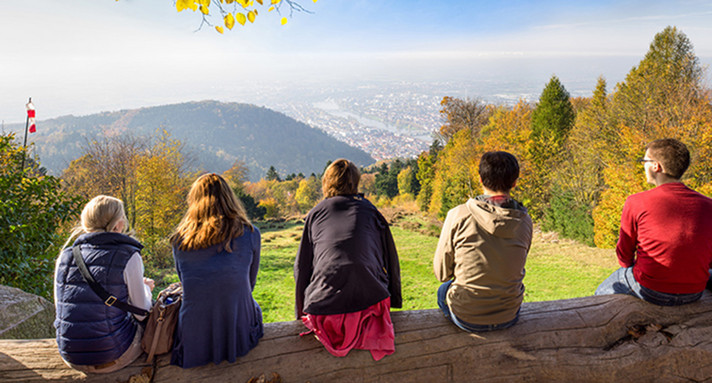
[248,208,619,323]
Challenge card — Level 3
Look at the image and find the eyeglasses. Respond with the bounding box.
[637,158,655,163]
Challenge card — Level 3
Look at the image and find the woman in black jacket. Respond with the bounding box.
[294,159,401,361]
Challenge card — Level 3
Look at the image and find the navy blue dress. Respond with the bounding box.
[171,226,263,368]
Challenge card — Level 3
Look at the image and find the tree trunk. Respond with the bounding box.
[2,293,711,383]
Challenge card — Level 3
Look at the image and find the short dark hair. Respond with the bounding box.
[479,151,519,192]
[646,138,690,179]
[322,159,360,198]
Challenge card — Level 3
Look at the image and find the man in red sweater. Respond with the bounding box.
[595,138,712,305]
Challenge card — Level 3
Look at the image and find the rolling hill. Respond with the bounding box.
[6,100,375,180]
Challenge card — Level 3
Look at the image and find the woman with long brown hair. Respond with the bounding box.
[170,173,263,368]
[295,159,402,360]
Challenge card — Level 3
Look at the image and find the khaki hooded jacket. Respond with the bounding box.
[434,197,533,325]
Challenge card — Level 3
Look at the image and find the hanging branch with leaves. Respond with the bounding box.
[174,0,317,33]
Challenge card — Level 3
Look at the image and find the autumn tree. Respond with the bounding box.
[271,178,301,215]
[438,97,491,143]
[359,173,377,196]
[134,131,196,266]
[61,134,146,226]
[294,175,321,213]
[246,177,302,219]
[415,140,441,212]
[429,128,479,218]
[223,160,265,219]
[478,101,533,207]
[258,197,280,219]
[397,166,420,198]
[593,26,712,247]
[61,130,197,265]
[223,159,250,191]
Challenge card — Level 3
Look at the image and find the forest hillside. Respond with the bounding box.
[5,100,375,180]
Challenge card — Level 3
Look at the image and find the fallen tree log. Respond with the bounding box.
[2,292,712,382]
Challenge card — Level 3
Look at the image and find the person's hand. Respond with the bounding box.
[144,277,155,291]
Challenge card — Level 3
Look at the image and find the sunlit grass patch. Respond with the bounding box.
[155,213,620,323]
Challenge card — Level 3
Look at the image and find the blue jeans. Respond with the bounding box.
[595,267,703,306]
[437,280,519,333]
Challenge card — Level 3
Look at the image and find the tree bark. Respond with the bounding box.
[2,293,712,383]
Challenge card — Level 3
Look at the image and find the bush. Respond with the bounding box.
[0,133,83,298]
[543,189,595,246]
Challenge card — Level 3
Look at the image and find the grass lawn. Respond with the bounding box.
[245,209,619,323]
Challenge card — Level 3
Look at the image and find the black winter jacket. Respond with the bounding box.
[294,194,402,318]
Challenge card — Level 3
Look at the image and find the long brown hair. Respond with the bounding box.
[171,173,252,252]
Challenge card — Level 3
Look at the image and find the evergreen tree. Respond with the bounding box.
[266,165,281,181]
[233,187,266,220]
[375,162,399,198]
[543,77,608,245]
[530,75,575,164]
[527,75,575,218]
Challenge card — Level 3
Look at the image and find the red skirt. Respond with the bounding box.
[300,297,394,361]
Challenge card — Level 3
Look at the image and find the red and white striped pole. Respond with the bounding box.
[20,97,35,172]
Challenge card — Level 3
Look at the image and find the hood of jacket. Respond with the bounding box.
[465,198,530,239]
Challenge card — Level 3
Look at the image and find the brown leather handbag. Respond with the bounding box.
[141,282,182,363]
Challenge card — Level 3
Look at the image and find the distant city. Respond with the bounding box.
[2,77,604,162]
[255,79,598,160]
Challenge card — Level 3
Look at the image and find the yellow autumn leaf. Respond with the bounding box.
[176,0,198,12]
[226,0,234,3]
[248,0,254,6]
[200,4,209,15]
[254,9,258,15]
[247,10,256,23]
[271,0,281,4]
[281,17,287,25]
[313,0,317,2]
[236,12,247,26]
[256,0,263,4]
[215,25,224,34]
[198,0,210,6]
[268,6,275,11]
[224,13,235,29]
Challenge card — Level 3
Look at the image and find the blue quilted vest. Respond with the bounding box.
[54,232,143,366]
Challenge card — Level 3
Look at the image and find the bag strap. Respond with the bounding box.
[72,246,150,317]
[145,308,166,363]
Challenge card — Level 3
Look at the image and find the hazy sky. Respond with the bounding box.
[2,0,711,123]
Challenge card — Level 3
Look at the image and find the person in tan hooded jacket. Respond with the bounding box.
[434,151,532,332]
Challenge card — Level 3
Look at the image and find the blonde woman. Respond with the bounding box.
[54,195,153,374]
[295,159,402,361]
[170,173,263,368]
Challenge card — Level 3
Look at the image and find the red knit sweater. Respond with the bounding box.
[616,182,712,294]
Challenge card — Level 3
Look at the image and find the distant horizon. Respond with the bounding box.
[5,51,710,125]
[2,1,711,123]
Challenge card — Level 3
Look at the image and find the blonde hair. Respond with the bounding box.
[63,195,129,248]
[171,173,252,252]
[322,159,360,198]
